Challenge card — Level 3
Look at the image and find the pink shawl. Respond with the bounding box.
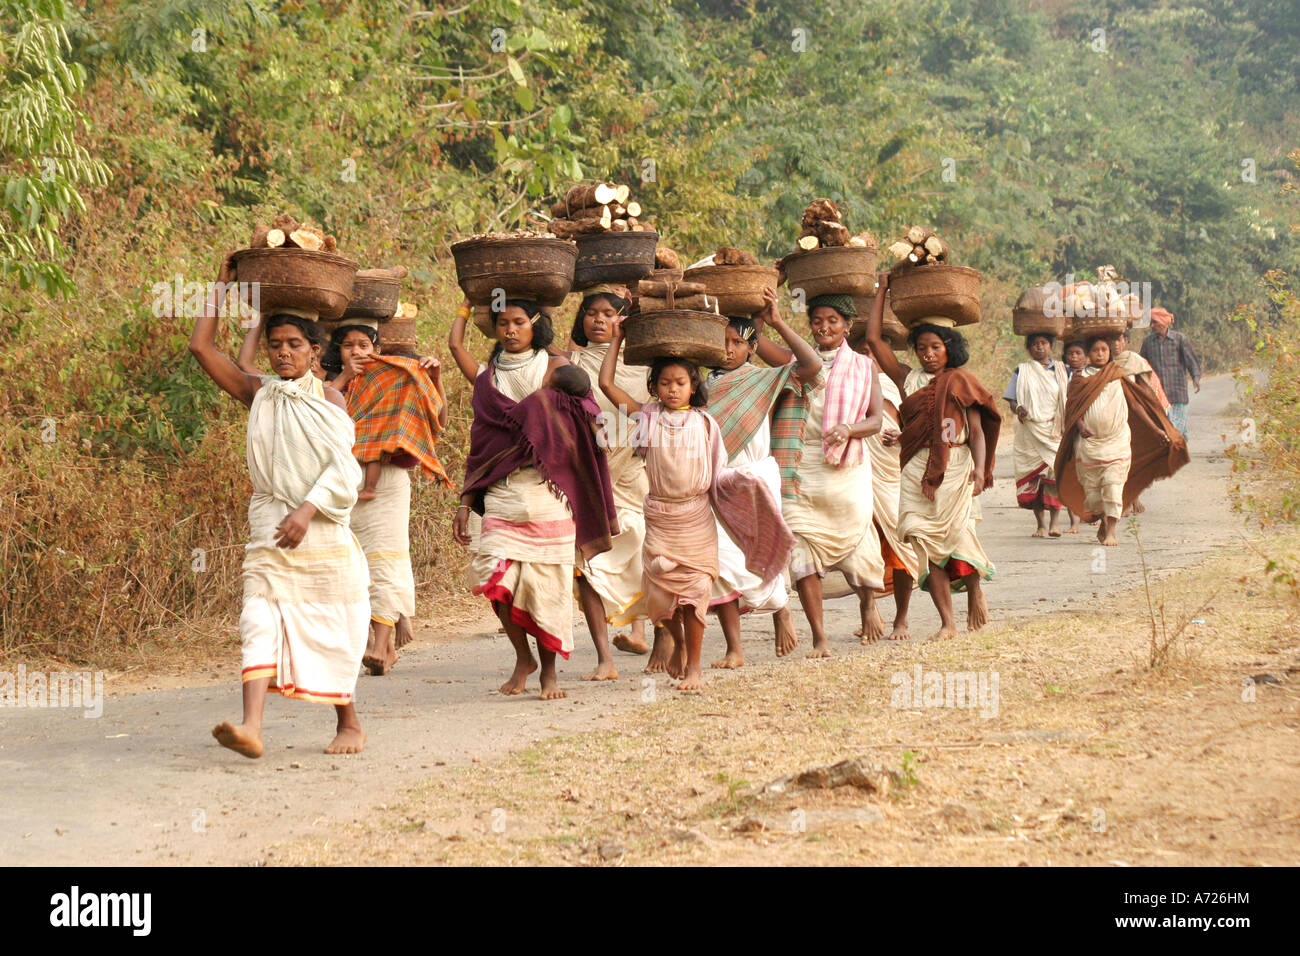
[635,404,794,586]
[822,340,873,468]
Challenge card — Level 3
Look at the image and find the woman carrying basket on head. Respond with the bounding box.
[190,253,368,758]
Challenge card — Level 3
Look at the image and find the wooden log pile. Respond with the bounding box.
[248,214,339,252]
[794,198,876,251]
[545,181,651,238]
[886,225,950,267]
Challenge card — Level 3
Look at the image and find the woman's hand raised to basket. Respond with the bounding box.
[607,314,626,343]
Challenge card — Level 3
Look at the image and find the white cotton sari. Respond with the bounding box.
[571,343,650,624]
[241,373,369,704]
[1073,365,1132,519]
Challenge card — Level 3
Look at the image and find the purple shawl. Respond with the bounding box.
[461,369,618,561]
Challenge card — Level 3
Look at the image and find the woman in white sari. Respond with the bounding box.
[1003,333,1068,537]
[564,287,652,677]
[189,255,368,758]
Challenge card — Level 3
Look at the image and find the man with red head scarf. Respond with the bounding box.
[1139,307,1201,439]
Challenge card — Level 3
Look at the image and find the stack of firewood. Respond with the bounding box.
[795,198,875,251]
[249,214,339,252]
[886,225,950,266]
[546,182,650,238]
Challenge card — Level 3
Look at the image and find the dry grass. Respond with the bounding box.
[271,536,1300,866]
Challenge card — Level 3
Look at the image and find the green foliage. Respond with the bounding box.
[2,0,1298,659]
[0,0,110,294]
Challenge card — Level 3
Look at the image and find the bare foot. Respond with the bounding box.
[774,609,799,657]
[678,669,705,691]
[711,651,744,669]
[806,641,832,660]
[667,641,687,680]
[927,625,958,641]
[362,628,397,676]
[499,657,537,695]
[539,673,568,700]
[357,488,377,501]
[1131,497,1145,514]
[887,623,911,641]
[394,615,414,650]
[613,632,650,655]
[582,661,619,681]
[967,587,989,631]
[1048,530,1062,538]
[1102,533,1119,546]
[1065,527,1080,534]
[212,721,263,759]
[1031,528,1048,538]
[857,604,885,644]
[645,628,673,673]
[325,727,365,754]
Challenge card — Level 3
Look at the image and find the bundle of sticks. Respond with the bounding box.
[249,214,338,252]
[886,225,950,266]
[795,198,876,251]
[545,182,650,238]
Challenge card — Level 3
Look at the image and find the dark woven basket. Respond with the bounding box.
[1012,309,1066,337]
[383,316,418,350]
[231,248,359,321]
[888,263,982,328]
[451,236,577,306]
[623,309,726,367]
[1064,313,1127,342]
[781,246,877,299]
[848,293,909,350]
[573,231,659,287]
[682,264,778,316]
[342,270,402,320]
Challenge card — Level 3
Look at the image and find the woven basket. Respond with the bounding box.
[1064,313,1127,341]
[623,309,727,367]
[231,248,359,321]
[848,294,909,351]
[888,263,982,328]
[1011,309,1066,337]
[573,231,659,287]
[781,246,877,299]
[636,278,706,298]
[383,316,418,350]
[451,236,577,306]
[682,264,778,316]
[342,270,402,320]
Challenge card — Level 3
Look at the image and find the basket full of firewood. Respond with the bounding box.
[780,246,878,299]
[1011,286,1066,337]
[231,248,359,321]
[451,234,577,307]
[848,292,909,350]
[889,264,982,328]
[683,248,778,317]
[622,309,727,368]
[573,230,659,287]
[342,267,406,320]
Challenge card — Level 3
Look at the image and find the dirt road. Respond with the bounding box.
[0,373,1252,865]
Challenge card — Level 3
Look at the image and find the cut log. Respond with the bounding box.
[266,228,286,248]
[638,293,713,312]
[610,219,629,232]
[250,224,271,248]
[905,224,929,244]
[626,201,642,218]
[322,234,337,252]
[549,218,607,239]
[614,183,630,205]
[272,214,301,236]
[562,182,618,210]
[887,240,913,260]
[797,235,820,251]
[288,228,325,252]
[655,248,681,270]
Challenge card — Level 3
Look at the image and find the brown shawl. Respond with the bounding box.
[1053,363,1190,519]
[899,367,1001,500]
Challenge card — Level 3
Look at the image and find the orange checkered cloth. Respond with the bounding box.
[345,355,451,486]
